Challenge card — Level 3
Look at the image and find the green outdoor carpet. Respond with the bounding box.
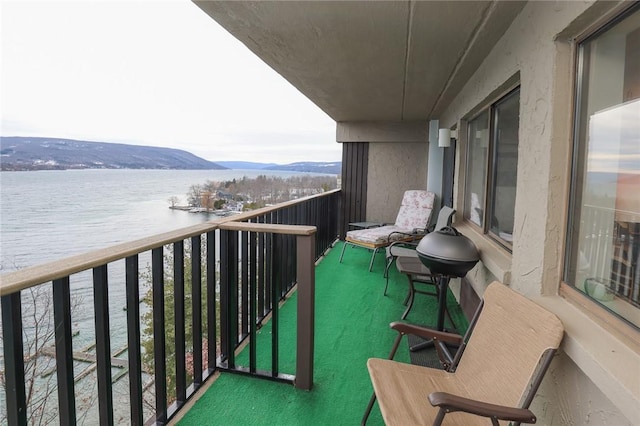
[178,242,468,425]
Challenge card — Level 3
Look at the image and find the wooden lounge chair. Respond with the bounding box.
[364,282,564,426]
[339,190,435,271]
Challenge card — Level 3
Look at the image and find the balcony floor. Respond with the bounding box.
[177,241,468,425]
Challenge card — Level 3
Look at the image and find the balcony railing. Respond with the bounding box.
[0,189,340,425]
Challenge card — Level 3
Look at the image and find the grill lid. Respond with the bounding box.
[416,226,479,263]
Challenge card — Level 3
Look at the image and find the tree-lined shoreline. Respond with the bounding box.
[170,174,339,213]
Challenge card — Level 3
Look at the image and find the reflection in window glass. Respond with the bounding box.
[489,89,520,243]
[464,111,489,227]
[566,6,639,329]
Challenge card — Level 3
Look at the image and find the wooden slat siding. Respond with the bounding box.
[340,142,369,239]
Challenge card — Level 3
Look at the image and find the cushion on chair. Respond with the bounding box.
[346,225,415,245]
[394,190,435,230]
[346,191,435,246]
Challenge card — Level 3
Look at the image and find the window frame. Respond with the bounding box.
[463,85,521,251]
[563,2,640,331]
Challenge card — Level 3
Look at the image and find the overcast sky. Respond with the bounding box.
[1,0,341,164]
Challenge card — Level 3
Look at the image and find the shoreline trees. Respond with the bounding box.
[179,174,338,212]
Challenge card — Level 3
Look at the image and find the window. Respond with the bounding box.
[464,87,520,249]
[565,5,640,329]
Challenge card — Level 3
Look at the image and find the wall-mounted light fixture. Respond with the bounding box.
[438,128,457,148]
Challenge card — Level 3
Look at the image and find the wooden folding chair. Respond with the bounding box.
[364,281,564,425]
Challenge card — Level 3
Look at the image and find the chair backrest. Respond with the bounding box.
[434,205,455,231]
[393,190,435,230]
[455,282,564,409]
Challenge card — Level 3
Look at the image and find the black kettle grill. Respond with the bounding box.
[416,226,479,278]
[414,226,480,334]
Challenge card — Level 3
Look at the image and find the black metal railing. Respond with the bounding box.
[0,189,340,425]
[579,203,639,308]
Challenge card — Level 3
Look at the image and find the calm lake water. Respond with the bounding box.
[1,168,322,271]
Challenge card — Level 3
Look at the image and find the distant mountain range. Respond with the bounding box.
[0,136,225,171]
[0,136,341,174]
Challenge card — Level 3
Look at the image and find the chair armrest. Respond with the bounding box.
[388,240,419,250]
[428,392,537,424]
[387,231,413,238]
[387,230,425,243]
[389,322,463,345]
[386,241,419,258]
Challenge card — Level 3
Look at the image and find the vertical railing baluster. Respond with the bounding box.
[191,235,203,386]
[281,208,288,295]
[321,197,325,250]
[206,231,216,373]
[93,265,114,425]
[249,229,258,373]
[220,229,238,368]
[125,255,143,426]
[258,216,266,319]
[1,292,27,426]
[52,277,76,425]
[219,230,229,363]
[271,232,280,377]
[174,240,186,404]
[317,197,323,254]
[265,213,273,312]
[152,247,167,423]
[285,207,293,294]
[320,196,327,254]
[289,207,296,291]
[241,230,249,339]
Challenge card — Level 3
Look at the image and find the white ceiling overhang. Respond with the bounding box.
[194,1,526,123]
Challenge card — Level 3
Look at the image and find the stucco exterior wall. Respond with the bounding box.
[441,0,592,296]
[366,142,429,223]
[437,1,637,424]
[535,353,633,425]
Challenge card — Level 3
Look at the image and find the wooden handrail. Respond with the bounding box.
[219,221,316,235]
[0,222,219,296]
